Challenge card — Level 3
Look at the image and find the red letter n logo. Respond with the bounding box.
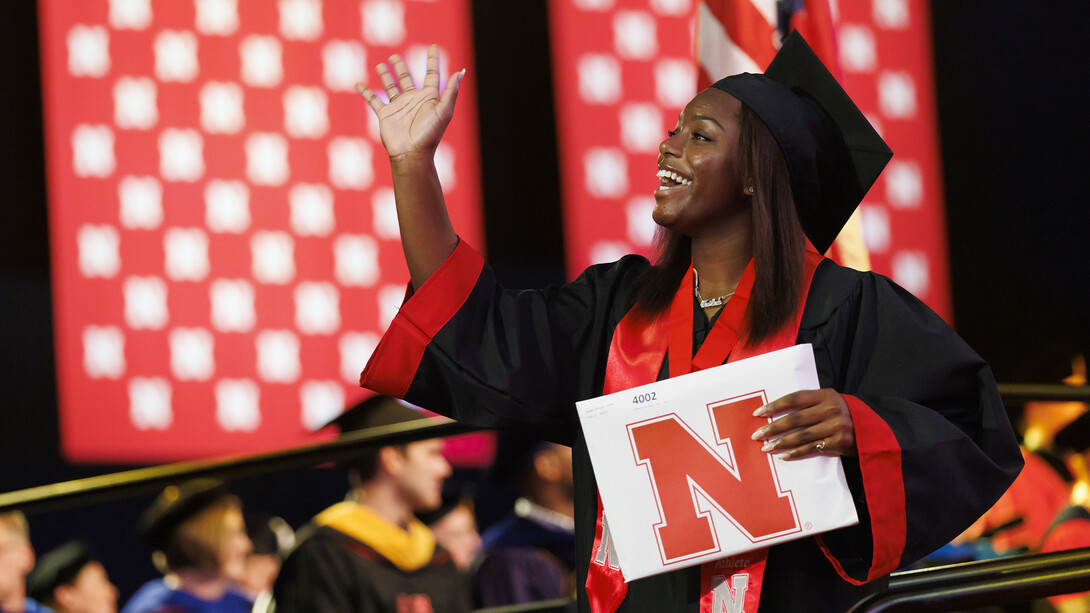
[627,393,799,564]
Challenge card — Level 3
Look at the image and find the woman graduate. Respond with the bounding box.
[354,33,1023,612]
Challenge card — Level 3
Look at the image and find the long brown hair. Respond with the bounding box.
[633,104,806,347]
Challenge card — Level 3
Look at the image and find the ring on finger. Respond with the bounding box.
[815,439,826,452]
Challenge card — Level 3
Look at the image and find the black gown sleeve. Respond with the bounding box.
[360,239,648,444]
[799,260,1023,582]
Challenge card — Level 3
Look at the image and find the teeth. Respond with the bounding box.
[656,169,692,186]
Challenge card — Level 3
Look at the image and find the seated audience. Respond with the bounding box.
[272,395,469,613]
[1040,409,1090,613]
[121,479,253,613]
[473,435,576,607]
[418,490,481,573]
[0,511,50,613]
[26,540,118,613]
[239,514,294,613]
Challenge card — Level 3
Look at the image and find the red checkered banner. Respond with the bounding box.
[38,0,483,463]
[548,0,952,322]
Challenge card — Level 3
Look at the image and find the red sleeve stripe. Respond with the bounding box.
[818,394,907,584]
[359,240,485,398]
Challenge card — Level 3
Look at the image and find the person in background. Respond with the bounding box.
[0,511,50,613]
[272,395,469,613]
[121,479,253,613]
[417,489,481,573]
[1040,408,1090,613]
[473,435,576,607]
[26,540,118,613]
[239,514,294,613]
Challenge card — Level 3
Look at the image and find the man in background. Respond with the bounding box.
[273,395,468,613]
[473,435,576,607]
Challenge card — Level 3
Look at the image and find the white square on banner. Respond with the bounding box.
[576,344,859,582]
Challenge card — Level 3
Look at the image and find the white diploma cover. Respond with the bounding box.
[575,344,859,582]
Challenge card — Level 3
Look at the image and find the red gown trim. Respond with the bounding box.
[589,250,825,613]
[359,240,484,398]
[816,394,907,584]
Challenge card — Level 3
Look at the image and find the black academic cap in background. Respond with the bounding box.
[415,483,473,526]
[245,513,295,557]
[137,478,232,548]
[325,394,427,434]
[711,30,892,254]
[26,540,97,602]
[1053,410,1090,455]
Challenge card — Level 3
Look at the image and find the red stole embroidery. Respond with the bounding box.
[586,251,823,613]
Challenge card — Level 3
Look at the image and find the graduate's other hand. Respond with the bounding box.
[750,389,857,460]
[355,45,465,161]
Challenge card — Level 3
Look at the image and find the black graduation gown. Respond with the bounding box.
[474,511,578,607]
[360,240,1023,613]
[272,525,469,613]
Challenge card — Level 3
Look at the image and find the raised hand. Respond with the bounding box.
[355,45,465,160]
[750,388,858,460]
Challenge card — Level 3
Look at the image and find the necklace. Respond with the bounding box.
[693,268,735,308]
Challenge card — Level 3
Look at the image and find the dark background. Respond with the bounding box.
[2,0,1088,602]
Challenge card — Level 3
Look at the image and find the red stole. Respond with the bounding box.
[586,250,823,613]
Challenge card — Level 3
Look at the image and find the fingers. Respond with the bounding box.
[422,44,441,91]
[354,45,465,124]
[753,389,826,418]
[438,68,466,118]
[756,425,839,461]
[354,83,386,115]
[750,389,856,460]
[389,53,416,94]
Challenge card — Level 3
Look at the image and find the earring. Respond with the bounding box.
[746,186,755,194]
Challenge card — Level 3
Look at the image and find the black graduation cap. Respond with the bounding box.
[415,482,473,526]
[26,540,97,603]
[137,478,232,548]
[711,30,892,254]
[1053,410,1090,455]
[325,394,428,434]
[245,513,295,557]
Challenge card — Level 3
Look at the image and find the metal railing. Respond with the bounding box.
[0,416,473,514]
[849,548,1090,612]
[2,384,1089,612]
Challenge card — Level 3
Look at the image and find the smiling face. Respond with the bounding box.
[653,88,749,239]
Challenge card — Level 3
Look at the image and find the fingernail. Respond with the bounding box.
[761,442,775,452]
[753,404,769,417]
[751,427,766,441]
[778,453,792,461]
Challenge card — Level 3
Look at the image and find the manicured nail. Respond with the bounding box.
[761,442,775,452]
[753,404,769,417]
[751,427,767,441]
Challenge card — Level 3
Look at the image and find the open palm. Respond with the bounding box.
[356,45,464,160]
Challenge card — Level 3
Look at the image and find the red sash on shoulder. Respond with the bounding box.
[586,250,823,613]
